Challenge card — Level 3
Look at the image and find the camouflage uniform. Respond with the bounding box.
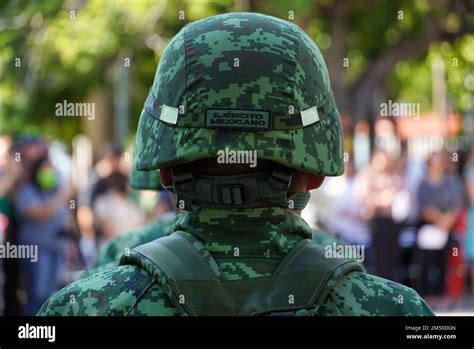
[39,13,434,316]
[84,209,341,277]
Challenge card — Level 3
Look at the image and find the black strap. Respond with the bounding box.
[165,168,309,210]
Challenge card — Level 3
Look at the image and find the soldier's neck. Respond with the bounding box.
[172,207,312,258]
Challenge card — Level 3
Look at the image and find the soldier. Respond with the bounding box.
[39,12,434,316]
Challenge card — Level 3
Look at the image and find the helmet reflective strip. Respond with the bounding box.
[159,105,179,125]
[300,106,320,127]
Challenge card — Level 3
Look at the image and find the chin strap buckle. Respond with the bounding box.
[217,185,245,205]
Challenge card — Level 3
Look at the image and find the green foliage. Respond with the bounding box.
[0,0,472,141]
[390,36,474,113]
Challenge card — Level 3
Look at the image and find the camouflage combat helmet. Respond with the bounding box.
[128,167,162,190]
[134,12,343,209]
[129,148,162,190]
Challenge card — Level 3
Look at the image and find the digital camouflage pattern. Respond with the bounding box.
[39,208,433,316]
[128,148,162,190]
[82,211,341,278]
[135,12,344,177]
[128,167,162,190]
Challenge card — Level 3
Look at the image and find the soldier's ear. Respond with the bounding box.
[160,166,173,187]
[307,175,325,190]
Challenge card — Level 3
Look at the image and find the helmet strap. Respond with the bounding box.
[165,168,310,211]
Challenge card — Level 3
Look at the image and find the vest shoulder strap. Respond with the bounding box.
[120,233,364,316]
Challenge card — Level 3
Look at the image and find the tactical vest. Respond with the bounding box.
[120,231,364,316]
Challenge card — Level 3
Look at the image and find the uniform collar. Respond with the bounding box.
[172,207,312,258]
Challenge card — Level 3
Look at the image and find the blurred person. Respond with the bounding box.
[0,135,24,316]
[76,145,123,263]
[414,151,463,302]
[398,144,426,223]
[443,151,468,303]
[446,151,462,176]
[0,136,21,195]
[152,191,177,221]
[16,136,48,177]
[0,135,23,315]
[396,145,426,286]
[326,161,372,269]
[79,166,179,279]
[355,149,404,281]
[464,149,474,295]
[93,171,145,244]
[353,121,371,172]
[76,205,96,268]
[14,154,74,315]
[1,135,48,315]
[89,145,123,207]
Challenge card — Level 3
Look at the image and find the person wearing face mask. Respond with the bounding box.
[413,151,463,305]
[14,154,74,315]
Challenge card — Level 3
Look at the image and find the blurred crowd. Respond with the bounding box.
[306,145,474,311]
[0,134,177,315]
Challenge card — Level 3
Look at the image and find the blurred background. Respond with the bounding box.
[0,0,473,316]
